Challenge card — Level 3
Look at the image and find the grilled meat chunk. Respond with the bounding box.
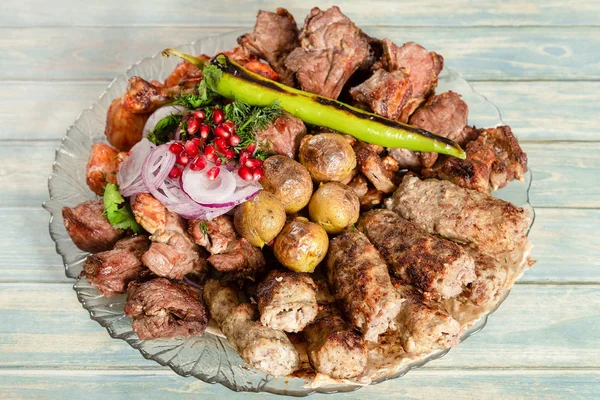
[203,279,241,326]
[350,68,412,121]
[86,142,122,195]
[354,142,398,193]
[347,174,369,198]
[462,249,509,307]
[121,77,187,114]
[388,148,421,170]
[422,126,528,193]
[357,209,475,300]
[285,6,370,99]
[257,112,307,159]
[62,199,125,253]
[327,231,403,342]
[105,96,149,151]
[389,175,532,256]
[392,280,460,354]
[164,58,207,88]
[238,8,299,86]
[83,235,151,297]
[256,271,318,333]
[124,278,208,340]
[132,193,167,236]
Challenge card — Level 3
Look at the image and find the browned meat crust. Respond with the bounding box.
[163,58,207,88]
[285,6,370,99]
[86,142,122,195]
[121,77,184,114]
[357,209,475,300]
[256,270,318,333]
[238,8,299,86]
[326,231,403,342]
[350,68,412,120]
[389,175,532,256]
[203,279,241,326]
[124,278,209,340]
[62,199,125,253]
[105,96,149,151]
[257,112,307,159]
[360,186,385,210]
[132,193,167,236]
[354,143,398,193]
[83,235,151,297]
[462,249,509,306]
[392,279,460,354]
[347,174,369,198]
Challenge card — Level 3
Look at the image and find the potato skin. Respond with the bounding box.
[234,191,286,247]
[299,134,357,183]
[274,218,329,273]
[309,182,360,234]
[260,156,313,214]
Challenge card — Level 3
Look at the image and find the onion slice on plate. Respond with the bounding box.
[142,105,189,139]
[117,138,155,196]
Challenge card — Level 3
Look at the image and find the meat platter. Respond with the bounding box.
[44,7,535,395]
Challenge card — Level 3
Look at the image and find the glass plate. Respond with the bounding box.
[43,30,534,396]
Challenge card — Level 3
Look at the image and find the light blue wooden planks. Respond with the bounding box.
[1,27,598,80]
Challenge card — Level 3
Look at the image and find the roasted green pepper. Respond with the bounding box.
[163,49,465,159]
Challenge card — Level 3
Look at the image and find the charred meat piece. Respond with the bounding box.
[326,231,403,342]
[83,235,151,297]
[188,215,236,254]
[105,96,150,151]
[388,148,421,170]
[164,57,208,88]
[422,126,528,193]
[408,91,469,168]
[124,278,209,340]
[347,174,369,198]
[121,76,187,114]
[354,142,398,193]
[285,6,370,99]
[86,142,122,195]
[238,8,299,86]
[257,112,307,159]
[392,279,460,354]
[357,209,475,300]
[462,249,509,307]
[360,186,385,210]
[132,193,167,236]
[350,68,412,121]
[62,199,125,253]
[224,46,279,81]
[256,270,318,333]
[389,175,532,256]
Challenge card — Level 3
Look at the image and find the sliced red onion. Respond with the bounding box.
[181,163,236,205]
[117,138,155,196]
[141,144,176,193]
[142,105,189,138]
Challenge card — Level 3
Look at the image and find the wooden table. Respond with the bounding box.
[1,1,599,398]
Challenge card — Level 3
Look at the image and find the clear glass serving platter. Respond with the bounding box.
[43,30,534,396]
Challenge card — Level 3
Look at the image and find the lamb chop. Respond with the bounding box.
[357,209,475,300]
[124,278,208,340]
[62,199,125,253]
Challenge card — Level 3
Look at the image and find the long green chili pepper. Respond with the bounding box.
[163,49,466,159]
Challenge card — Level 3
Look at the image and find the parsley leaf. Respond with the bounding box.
[103,183,143,233]
[147,114,182,145]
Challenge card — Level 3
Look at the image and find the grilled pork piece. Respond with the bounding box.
[285,6,370,99]
[105,96,149,151]
[62,199,125,253]
[357,209,475,300]
[389,175,532,256]
[327,231,403,342]
[354,142,398,193]
[256,112,307,159]
[392,280,460,354]
[132,193,167,235]
[422,126,528,193]
[121,76,187,114]
[83,235,151,297]
[256,270,318,333]
[124,278,208,340]
[203,279,300,376]
[164,58,207,88]
[350,68,412,121]
[238,8,299,86]
[86,142,122,195]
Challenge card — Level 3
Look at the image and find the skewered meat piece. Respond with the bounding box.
[83,235,151,297]
[285,6,370,99]
[357,209,475,300]
[354,142,398,193]
[85,142,123,195]
[105,96,150,151]
[238,8,299,86]
[392,279,460,354]
[326,231,403,342]
[388,175,532,256]
[422,125,528,193]
[62,199,125,253]
[350,68,412,121]
[124,278,208,340]
[203,280,300,376]
[256,270,318,333]
[256,112,307,159]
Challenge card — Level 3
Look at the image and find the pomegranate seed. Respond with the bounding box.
[245,158,263,169]
[267,239,275,247]
[239,150,250,165]
[222,120,235,133]
[191,137,204,147]
[238,165,253,181]
[224,148,235,160]
[215,157,222,166]
[169,142,184,155]
[206,166,220,180]
[168,166,182,179]
[229,134,241,147]
[252,167,264,181]
[192,110,205,121]
[176,152,190,166]
[214,138,227,152]
[189,156,207,171]
[212,109,224,124]
[199,124,211,139]
[187,117,200,135]
[246,142,257,153]
[214,125,231,139]
[184,141,199,157]
[204,145,215,160]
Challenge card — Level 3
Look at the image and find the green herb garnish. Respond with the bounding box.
[147,114,183,145]
[103,183,143,233]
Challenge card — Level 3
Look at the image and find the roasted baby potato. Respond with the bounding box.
[308,182,360,234]
[274,218,329,273]
[260,156,313,214]
[234,191,286,248]
[298,133,357,183]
